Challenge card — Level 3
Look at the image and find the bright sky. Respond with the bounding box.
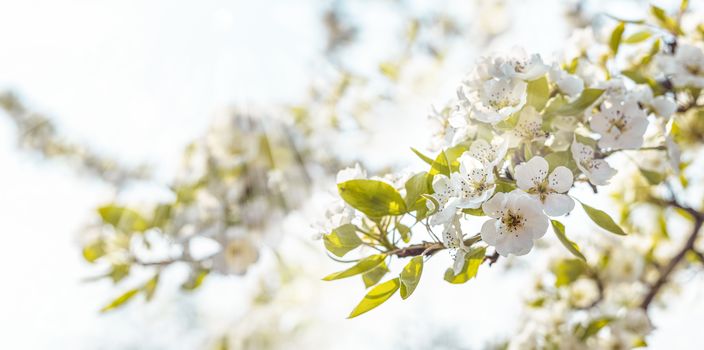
[0,0,703,349]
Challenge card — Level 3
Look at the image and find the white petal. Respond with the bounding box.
[432,174,451,193]
[481,193,506,218]
[509,234,534,256]
[515,156,549,190]
[480,219,499,245]
[453,250,467,274]
[544,193,575,216]
[548,166,574,193]
[652,96,676,118]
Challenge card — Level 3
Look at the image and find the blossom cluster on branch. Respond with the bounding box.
[319,1,703,321]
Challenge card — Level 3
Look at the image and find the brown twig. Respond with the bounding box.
[640,212,703,310]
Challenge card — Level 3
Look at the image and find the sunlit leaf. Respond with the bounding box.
[323,254,386,281]
[324,224,363,257]
[100,288,140,313]
[338,180,407,217]
[444,247,486,284]
[551,220,586,261]
[399,256,423,299]
[362,261,389,288]
[552,258,586,287]
[348,278,400,318]
[579,201,627,235]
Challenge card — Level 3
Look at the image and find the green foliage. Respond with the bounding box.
[429,145,466,176]
[544,150,578,173]
[323,254,386,281]
[575,317,612,341]
[348,278,400,318]
[552,258,586,287]
[639,167,665,185]
[550,89,604,117]
[82,241,105,263]
[98,205,149,233]
[608,22,625,55]
[338,179,407,217]
[404,171,429,213]
[396,222,411,243]
[650,5,682,35]
[100,288,140,313]
[623,31,652,44]
[324,224,363,257]
[362,261,389,288]
[551,220,586,261]
[444,247,486,284]
[579,201,627,236]
[399,256,423,299]
[144,273,160,301]
[526,76,550,110]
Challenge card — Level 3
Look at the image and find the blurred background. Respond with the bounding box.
[1,0,703,349]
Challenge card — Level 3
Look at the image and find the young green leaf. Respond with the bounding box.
[579,201,627,235]
[551,258,586,287]
[526,75,550,111]
[323,224,363,257]
[444,247,486,284]
[323,254,386,281]
[410,147,434,166]
[551,220,586,261]
[639,167,665,185]
[348,278,400,318]
[404,172,429,210]
[552,89,604,116]
[100,288,140,312]
[396,222,411,243]
[144,273,160,301]
[338,179,407,217]
[609,22,625,55]
[362,261,389,288]
[623,31,652,44]
[98,205,149,233]
[399,256,423,299]
[429,145,466,176]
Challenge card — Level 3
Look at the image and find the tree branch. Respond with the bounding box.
[641,214,703,310]
[386,234,482,258]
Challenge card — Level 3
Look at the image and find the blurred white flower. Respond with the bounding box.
[515,156,575,216]
[212,232,259,275]
[480,191,549,256]
[651,95,676,118]
[658,43,704,88]
[499,47,549,81]
[507,106,546,147]
[336,163,366,183]
[549,63,584,97]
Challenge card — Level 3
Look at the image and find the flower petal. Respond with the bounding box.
[515,156,549,190]
[544,193,575,217]
[548,166,574,193]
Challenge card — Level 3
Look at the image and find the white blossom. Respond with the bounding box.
[451,153,496,209]
[336,163,366,183]
[590,99,649,150]
[428,174,458,226]
[499,47,549,81]
[460,76,527,124]
[515,156,575,216]
[468,137,508,168]
[442,216,470,274]
[480,191,549,256]
[651,95,676,118]
[549,63,584,97]
[507,106,546,147]
[212,231,260,275]
[658,43,704,88]
[571,141,617,186]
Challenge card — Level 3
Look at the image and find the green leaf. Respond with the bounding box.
[579,317,612,341]
[143,274,160,301]
[109,263,131,283]
[100,288,140,312]
[323,224,363,257]
[379,62,399,81]
[399,256,423,299]
[182,268,209,290]
[650,5,682,35]
[462,207,484,216]
[362,261,389,288]
[348,278,400,318]
[98,205,149,233]
[338,179,407,217]
[397,223,411,243]
[551,220,586,261]
[429,145,466,177]
[82,241,105,263]
[579,201,627,235]
[552,258,586,287]
[527,76,550,110]
[543,95,569,116]
[609,22,625,55]
[404,172,429,210]
[552,89,604,116]
[323,254,386,281]
[623,30,651,44]
[544,150,578,173]
[495,180,516,193]
[411,147,434,166]
[640,39,661,66]
[444,247,486,284]
[639,167,665,185]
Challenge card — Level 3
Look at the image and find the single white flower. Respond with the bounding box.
[658,43,704,88]
[571,141,617,186]
[441,216,470,274]
[515,156,575,216]
[480,191,549,256]
[549,63,584,97]
[427,106,456,151]
[460,76,527,124]
[428,174,458,226]
[336,163,366,183]
[468,137,508,169]
[213,233,259,275]
[651,95,676,118]
[499,47,549,81]
[590,99,649,149]
[451,153,496,209]
[507,106,547,147]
